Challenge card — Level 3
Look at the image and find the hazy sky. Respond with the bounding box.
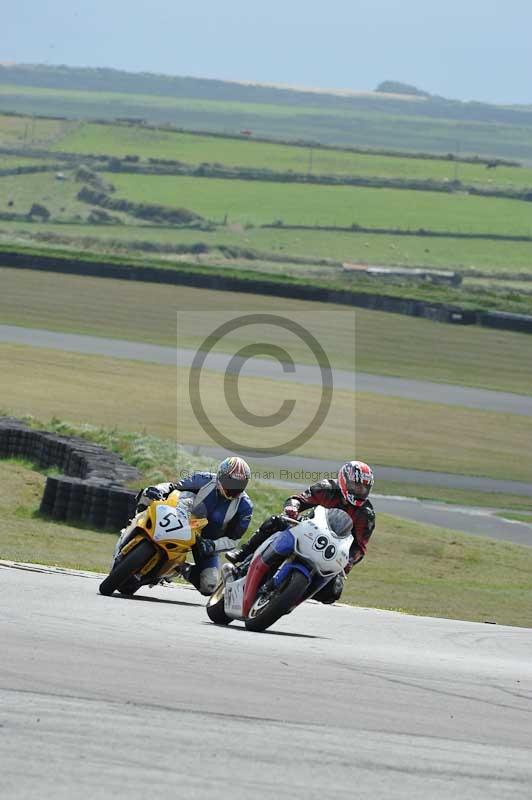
[4,0,532,104]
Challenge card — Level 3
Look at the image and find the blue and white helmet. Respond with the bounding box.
[216,456,251,499]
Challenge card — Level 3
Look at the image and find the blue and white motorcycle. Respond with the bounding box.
[206,506,353,632]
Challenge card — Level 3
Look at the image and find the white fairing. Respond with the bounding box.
[291,506,353,576]
[220,506,353,619]
[224,575,246,618]
[153,503,192,543]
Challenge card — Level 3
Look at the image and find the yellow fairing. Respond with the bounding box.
[135,489,208,569]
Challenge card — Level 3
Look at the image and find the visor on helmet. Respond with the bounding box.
[217,476,247,499]
[345,478,370,500]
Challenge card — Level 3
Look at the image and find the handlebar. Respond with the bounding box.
[279,514,299,527]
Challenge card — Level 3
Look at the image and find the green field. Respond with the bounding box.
[107,172,532,236]
[1,459,530,627]
[0,113,72,146]
[1,108,532,283]
[0,172,96,219]
[2,80,532,161]
[51,122,532,187]
[0,155,52,169]
[2,343,531,481]
[2,267,532,393]
[2,219,532,275]
[0,172,137,223]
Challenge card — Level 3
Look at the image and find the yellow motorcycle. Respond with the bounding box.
[99,490,208,596]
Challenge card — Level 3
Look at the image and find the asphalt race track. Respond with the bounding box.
[1,563,531,799]
[1,325,531,416]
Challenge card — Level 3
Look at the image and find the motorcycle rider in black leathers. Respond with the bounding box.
[226,460,376,604]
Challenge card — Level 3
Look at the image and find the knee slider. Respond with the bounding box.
[199,567,219,596]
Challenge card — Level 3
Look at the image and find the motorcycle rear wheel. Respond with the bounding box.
[245,570,308,632]
[99,540,158,596]
[206,582,232,625]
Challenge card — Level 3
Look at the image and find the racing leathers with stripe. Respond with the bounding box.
[284,479,375,570]
[235,479,375,604]
[135,472,253,595]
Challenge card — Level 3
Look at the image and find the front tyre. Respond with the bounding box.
[245,570,308,633]
[206,582,232,625]
[99,540,158,596]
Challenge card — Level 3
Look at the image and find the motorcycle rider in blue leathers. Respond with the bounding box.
[134,457,253,595]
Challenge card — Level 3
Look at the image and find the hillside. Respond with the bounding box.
[1,63,532,161]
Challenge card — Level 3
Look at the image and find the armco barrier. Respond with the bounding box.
[0,417,138,531]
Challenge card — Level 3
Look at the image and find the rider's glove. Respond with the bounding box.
[135,485,164,509]
[144,486,164,502]
[283,505,299,520]
[360,505,376,535]
[260,514,286,535]
[196,538,216,559]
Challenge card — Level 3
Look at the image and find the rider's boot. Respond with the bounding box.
[226,531,266,564]
[225,544,251,565]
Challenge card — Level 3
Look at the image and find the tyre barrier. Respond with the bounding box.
[2,249,531,334]
[479,310,532,334]
[0,417,139,531]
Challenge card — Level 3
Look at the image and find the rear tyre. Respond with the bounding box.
[245,570,308,632]
[99,540,157,596]
[118,577,140,596]
[206,582,232,625]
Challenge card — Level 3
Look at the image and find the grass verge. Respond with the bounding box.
[376,482,532,513]
[2,344,532,481]
[344,513,532,628]
[495,512,532,524]
[2,266,531,394]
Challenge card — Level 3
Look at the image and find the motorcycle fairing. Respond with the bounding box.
[242,554,271,618]
[291,509,352,577]
[153,503,192,543]
[224,575,246,617]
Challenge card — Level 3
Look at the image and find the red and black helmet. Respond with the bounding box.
[338,461,374,508]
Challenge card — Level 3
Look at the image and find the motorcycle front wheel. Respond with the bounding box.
[245,570,308,633]
[206,582,232,625]
[99,540,158,596]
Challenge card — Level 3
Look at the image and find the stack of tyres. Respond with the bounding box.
[31,433,45,467]
[89,485,110,529]
[18,430,29,459]
[25,430,41,461]
[54,440,69,472]
[0,427,9,457]
[37,435,49,469]
[64,448,82,477]
[0,417,142,531]
[8,427,26,458]
[47,439,62,472]
[66,480,87,523]
[104,488,136,532]
[52,478,75,521]
[40,476,59,516]
[81,482,96,522]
